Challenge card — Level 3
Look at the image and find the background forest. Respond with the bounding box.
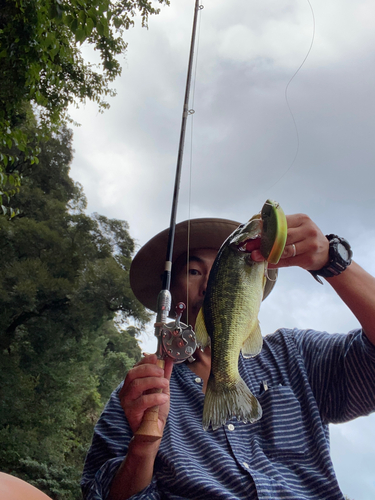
[0,123,150,498]
[0,0,168,498]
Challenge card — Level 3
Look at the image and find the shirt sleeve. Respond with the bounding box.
[80,383,161,500]
[294,328,375,424]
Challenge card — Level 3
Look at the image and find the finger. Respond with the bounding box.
[124,391,169,413]
[163,358,174,382]
[121,363,166,397]
[134,353,158,367]
[280,243,298,260]
[122,375,170,401]
[285,213,307,230]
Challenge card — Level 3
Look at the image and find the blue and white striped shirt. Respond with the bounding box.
[81,328,375,500]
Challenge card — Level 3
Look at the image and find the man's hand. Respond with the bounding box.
[119,353,173,436]
[249,213,329,271]
[108,355,174,500]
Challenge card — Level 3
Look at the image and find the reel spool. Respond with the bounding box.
[160,302,197,363]
[161,321,196,363]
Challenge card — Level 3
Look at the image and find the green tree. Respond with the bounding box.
[0,0,169,208]
[0,124,149,499]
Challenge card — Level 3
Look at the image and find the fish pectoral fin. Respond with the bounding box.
[241,322,263,358]
[195,308,210,349]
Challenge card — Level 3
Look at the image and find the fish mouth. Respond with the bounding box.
[236,236,261,253]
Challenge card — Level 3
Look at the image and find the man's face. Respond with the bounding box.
[171,248,217,327]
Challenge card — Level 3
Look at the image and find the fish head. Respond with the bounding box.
[227,214,263,253]
[227,200,287,263]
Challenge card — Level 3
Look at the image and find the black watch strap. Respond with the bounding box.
[309,234,353,284]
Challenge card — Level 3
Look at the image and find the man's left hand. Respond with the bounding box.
[249,213,329,271]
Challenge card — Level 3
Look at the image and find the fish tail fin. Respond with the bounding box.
[202,377,262,431]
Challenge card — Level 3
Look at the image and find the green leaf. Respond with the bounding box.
[96,21,104,36]
[113,17,122,29]
[75,28,86,44]
[78,11,86,24]
[70,17,78,33]
[85,17,94,36]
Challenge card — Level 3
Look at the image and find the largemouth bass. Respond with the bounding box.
[195,200,287,431]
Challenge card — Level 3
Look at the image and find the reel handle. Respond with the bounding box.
[134,358,165,442]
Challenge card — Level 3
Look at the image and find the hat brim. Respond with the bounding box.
[130,218,278,313]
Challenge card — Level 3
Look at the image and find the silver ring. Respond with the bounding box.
[292,244,297,257]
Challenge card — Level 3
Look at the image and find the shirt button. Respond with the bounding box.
[243,462,249,469]
[194,377,202,384]
[228,424,235,431]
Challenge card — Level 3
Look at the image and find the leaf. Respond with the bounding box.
[78,10,86,24]
[75,28,86,44]
[85,17,94,36]
[113,17,122,29]
[96,21,104,36]
[70,17,78,33]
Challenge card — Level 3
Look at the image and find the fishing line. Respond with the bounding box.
[267,0,315,190]
[186,4,203,327]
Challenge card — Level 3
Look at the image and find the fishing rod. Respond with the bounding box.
[135,0,202,441]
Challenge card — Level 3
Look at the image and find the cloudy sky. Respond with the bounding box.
[69,0,375,497]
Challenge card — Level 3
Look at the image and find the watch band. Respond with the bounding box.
[309,234,353,284]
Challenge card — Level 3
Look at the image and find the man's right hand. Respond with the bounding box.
[108,355,174,500]
[119,354,173,437]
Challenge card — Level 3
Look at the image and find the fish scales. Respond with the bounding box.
[196,215,266,431]
[206,245,265,384]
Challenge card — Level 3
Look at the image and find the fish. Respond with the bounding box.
[195,200,287,431]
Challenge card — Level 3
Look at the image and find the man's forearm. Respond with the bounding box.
[108,438,159,500]
[326,261,375,346]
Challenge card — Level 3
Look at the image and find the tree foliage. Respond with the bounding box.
[0,0,169,207]
[0,124,149,498]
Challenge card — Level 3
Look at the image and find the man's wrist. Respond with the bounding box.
[309,234,353,284]
[128,435,160,457]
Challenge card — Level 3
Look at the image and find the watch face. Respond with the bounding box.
[337,243,350,261]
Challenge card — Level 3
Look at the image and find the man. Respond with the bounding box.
[81,213,375,500]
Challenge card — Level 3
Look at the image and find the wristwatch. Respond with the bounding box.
[309,234,353,284]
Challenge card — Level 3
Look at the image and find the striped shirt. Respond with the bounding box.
[81,328,375,500]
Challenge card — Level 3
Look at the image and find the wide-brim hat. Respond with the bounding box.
[130,218,278,313]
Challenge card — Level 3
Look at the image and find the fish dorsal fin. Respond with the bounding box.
[195,307,210,349]
[241,322,263,358]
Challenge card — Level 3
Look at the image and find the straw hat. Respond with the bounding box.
[130,218,278,313]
